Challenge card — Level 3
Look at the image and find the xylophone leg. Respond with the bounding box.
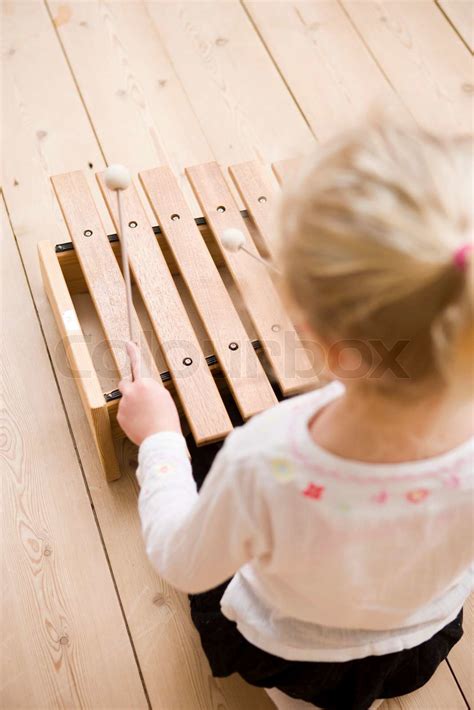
[90,404,121,482]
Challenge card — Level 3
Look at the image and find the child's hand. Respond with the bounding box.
[117,342,181,446]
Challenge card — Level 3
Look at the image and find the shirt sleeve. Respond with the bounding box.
[137,430,268,594]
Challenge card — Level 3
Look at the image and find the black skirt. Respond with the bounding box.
[185,428,464,710]
[190,582,463,710]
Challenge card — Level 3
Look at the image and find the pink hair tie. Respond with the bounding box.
[453,243,473,271]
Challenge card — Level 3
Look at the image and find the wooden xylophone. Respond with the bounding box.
[39,158,317,481]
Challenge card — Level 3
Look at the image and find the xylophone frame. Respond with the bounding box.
[39,158,315,482]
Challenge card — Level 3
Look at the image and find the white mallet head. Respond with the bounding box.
[221,228,245,253]
[104,164,131,191]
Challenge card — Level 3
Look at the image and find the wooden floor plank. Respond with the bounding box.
[0,196,147,710]
[243,0,406,141]
[1,0,112,273]
[143,0,315,166]
[340,0,474,134]
[449,594,473,705]
[46,0,214,216]
[2,4,272,708]
[139,165,277,420]
[437,0,474,52]
[187,161,318,396]
[383,661,467,709]
[97,171,233,444]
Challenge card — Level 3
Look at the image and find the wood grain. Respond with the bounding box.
[229,161,280,258]
[46,0,214,216]
[1,0,112,250]
[1,197,147,709]
[383,660,467,709]
[437,1,474,52]
[143,0,315,166]
[97,171,232,444]
[341,0,474,133]
[244,0,406,141]
[187,162,318,396]
[52,170,159,382]
[448,594,473,705]
[140,165,277,420]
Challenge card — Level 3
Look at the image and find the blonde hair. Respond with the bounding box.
[279,120,473,392]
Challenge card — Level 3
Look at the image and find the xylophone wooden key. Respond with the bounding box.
[229,161,278,259]
[186,162,318,396]
[96,171,232,445]
[139,165,277,420]
[52,171,159,382]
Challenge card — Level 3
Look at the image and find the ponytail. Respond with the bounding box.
[278,120,473,392]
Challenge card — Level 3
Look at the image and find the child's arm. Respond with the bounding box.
[136,431,264,593]
[118,348,267,594]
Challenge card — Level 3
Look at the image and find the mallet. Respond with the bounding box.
[221,228,281,275]
[104,164,134,346]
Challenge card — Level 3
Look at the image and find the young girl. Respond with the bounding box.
[118,121,473,710]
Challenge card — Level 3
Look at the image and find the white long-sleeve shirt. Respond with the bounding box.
[137,382,474,662]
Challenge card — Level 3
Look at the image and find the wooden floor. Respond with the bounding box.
[1,1,473,708]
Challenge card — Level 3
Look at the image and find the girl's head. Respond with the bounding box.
[279,120,473,396]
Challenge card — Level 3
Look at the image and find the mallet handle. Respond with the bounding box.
[117,190,135,347]
[240,245,281,275]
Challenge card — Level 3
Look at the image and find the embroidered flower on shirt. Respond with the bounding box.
[155,463,174,474]
[303,483,325,500]
[271,458,294,483]
[406,488,430,504]
[443,474,460,489]
[372,490,388,504]
[337,501,351,512]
